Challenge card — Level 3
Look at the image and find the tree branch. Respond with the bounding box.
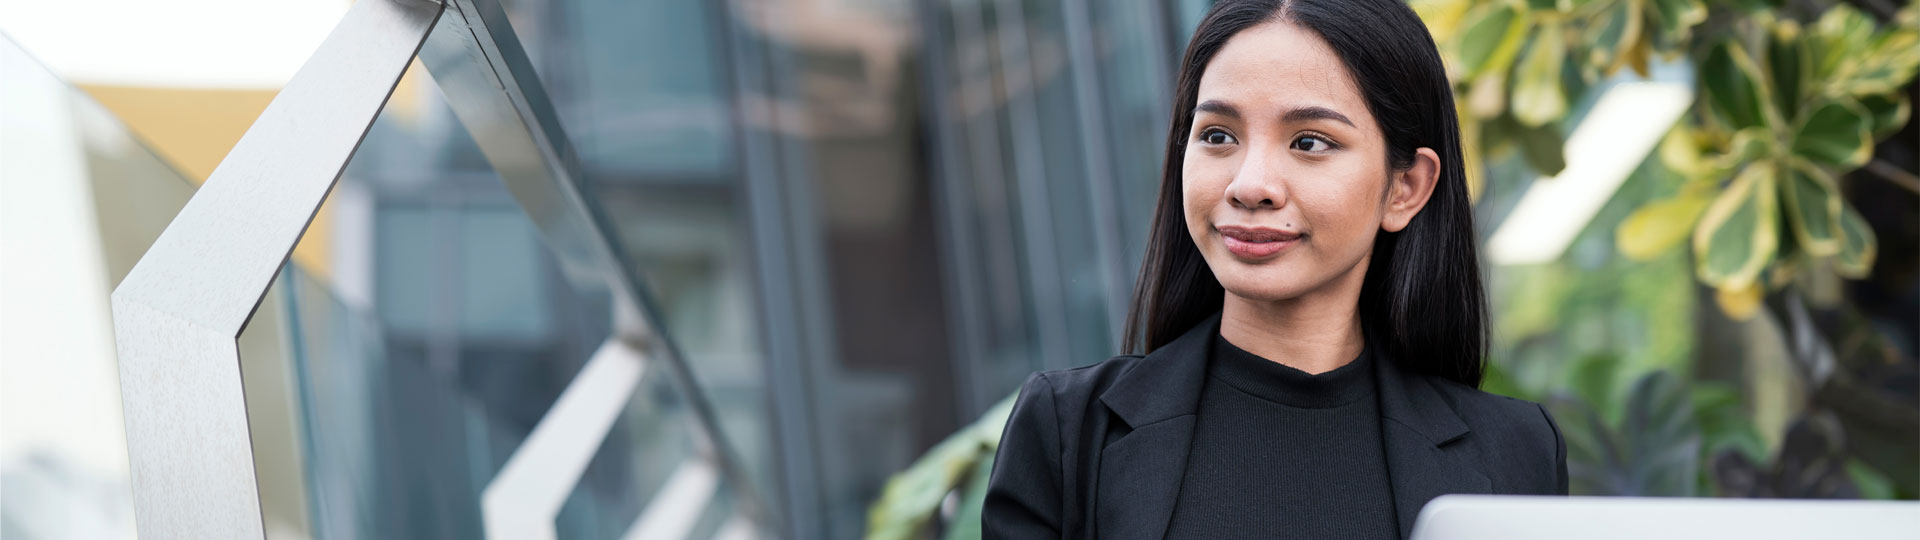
[1861,159,1920,195]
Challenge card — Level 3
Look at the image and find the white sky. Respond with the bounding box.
[0,0,349,88]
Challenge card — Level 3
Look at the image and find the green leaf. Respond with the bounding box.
[1558,370,1703,496]
[865,432,984,540]
[1647,0,1705,39]
[1619,192,1713,261]
[1692,163,1779,289]
[1568,353,1623,419]
[1808,6,1877,82]
[972,394,1017,449]
[1513,24,1569,127]
[1860,93,1911,139]
[1765,21,1809,122]
[1834,204,1877,278]
[1692,383,1768,463]
[1585,0,1644,75]
[1720,0,1784,11]
[1411,0,1475,45]
[1792,99,1873,169]
[1506,115,1568,175]
[1848,460,1898,500]
[1701,40,1773,131]
[1722,127,1774,166]
[942,453,993,540]
[1831,30,1920,98]
[1619,372,1702,496]
[1658,125,1728,182]
[1780,159,1844,257]
[1714,280,1765,320]
[1454,4,1528,81]
[865,393,1015,540]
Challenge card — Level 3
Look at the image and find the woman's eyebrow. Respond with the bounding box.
[1194,99,1240,119]
[1283,105,1355,127]
[1195,100,1354,128]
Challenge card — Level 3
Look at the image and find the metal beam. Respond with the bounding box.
[621,458,721,540]
[481,338,647,540]
[988,0,1074,372]
[109,1,442,537]
[418,0,771,533]
[718,0,827,535]
[1062,0,1132,345]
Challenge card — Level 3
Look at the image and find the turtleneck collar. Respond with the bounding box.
[1207,330,1375,409]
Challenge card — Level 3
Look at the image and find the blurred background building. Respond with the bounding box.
[1,0,1914,539]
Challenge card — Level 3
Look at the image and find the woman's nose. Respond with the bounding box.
[1224,146,1288,210]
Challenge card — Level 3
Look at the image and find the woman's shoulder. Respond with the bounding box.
[1425,376,1568,491]
[1427,377,1562,441]
[1019,354,1152,403]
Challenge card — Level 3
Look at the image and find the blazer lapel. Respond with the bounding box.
[1093,313,1216,540]
[1372,345,1492,540]
[1090,314,1491,540]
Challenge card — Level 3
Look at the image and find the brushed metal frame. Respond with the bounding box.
[110,2,441,537]
[109,0,766,537]
[478,337,646,540]
[420,0,768,536]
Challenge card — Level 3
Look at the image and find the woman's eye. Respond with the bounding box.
[1292,135,1334,152]
[1199,129,1237,145]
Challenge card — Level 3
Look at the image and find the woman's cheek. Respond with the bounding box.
[1296,170,1373,250]
[1182,164,1228,223]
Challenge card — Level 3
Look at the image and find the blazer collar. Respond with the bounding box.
[1368,329,1471,446]
[1091,311,1487,540]
[1090,313,1215,540]
[1366,328,1488,538]
[1097,311,1475,442]
[1096,311,1219,428]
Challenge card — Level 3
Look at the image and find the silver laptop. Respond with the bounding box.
[1411,495,1920,540]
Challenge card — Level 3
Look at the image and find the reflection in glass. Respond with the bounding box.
[0,35,197,540]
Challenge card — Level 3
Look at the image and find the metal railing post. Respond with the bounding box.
[109,1,443,537]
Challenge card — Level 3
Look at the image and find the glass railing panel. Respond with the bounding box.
[256,57,620,538]
[0,34,197,540]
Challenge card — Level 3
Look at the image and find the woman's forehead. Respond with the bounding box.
[1195,20,1368,122]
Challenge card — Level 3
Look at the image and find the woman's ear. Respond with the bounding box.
[1381,147,1441,232]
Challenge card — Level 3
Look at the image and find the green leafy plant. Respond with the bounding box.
[1712,412,1864,498]
[1422,0,1918,501]
[1558,369,1705,496]
[864,394,1014,540]
[1616,5,1915,318]
[1495,354,1765,496]
[1417,3,1917,288]
[1414,0,1712,197]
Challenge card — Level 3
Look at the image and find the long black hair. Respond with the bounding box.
[1122,0,1487,387]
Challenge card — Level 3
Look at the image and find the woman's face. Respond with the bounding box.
[1182,19,1436,304]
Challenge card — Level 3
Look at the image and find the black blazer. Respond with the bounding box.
[982,313,1567,540]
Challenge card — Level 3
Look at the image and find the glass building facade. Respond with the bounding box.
[458,0,1215,536]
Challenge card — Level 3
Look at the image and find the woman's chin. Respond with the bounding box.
[1217,277,1316,304]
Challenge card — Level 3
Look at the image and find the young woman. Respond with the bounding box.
[982,0,1567,538]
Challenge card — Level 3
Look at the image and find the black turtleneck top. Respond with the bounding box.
[1161,331,1399,539]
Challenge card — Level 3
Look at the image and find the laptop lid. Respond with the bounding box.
[1411,495,1919,540]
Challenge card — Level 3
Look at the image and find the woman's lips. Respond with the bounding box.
[1217,225,1302,259]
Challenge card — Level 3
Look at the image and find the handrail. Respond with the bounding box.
[422,0,771,535]
[110,1,441,537]
[108,0,768,537]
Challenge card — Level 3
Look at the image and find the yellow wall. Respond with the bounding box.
[80,84,334,282]
[77,60,430,286]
